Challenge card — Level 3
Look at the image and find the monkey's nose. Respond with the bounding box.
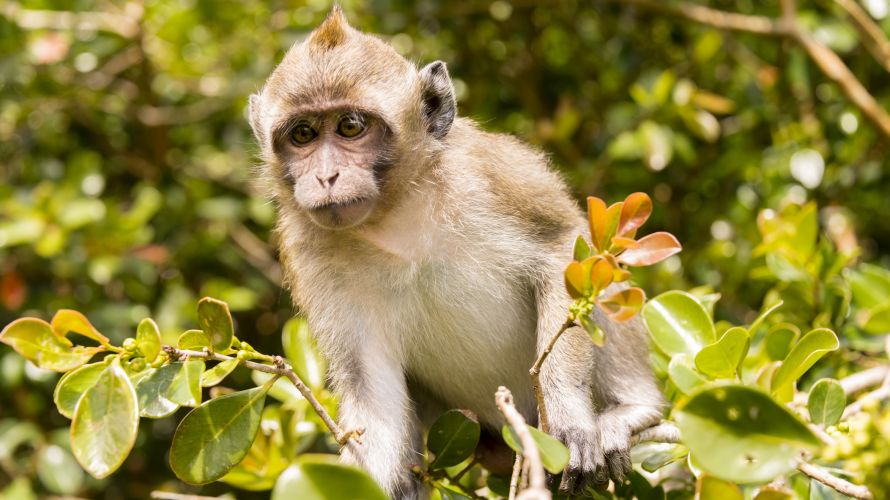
[315,171,339,188]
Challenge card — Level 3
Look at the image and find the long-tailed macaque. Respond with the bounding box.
[248,7,663,498]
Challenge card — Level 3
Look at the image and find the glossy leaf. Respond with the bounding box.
[271,455,388,500]
[598,287,645,322]
[611,236,640,250]
[640,443,688,472]
[564,261,589,299]
[675,385,820,483]
[771,328,839,399]
[587,196,608,252]
[201,358,239,387]
[0,318,101,372]
[859,304,890,335]
[698,475,743,500]
[282,317,326,390]
[764,324,800,362]
[70,359,139,479]
[807,379,845,427]
[617,192,652,237]
[135,364,181,418]
[197,297,235,351]
[135,318,161,362]
[643,291,716,356]
[668,354,708,395]
[221,405,289,491]
[579,313,605,346]
[747,301,784,336]
[170,383,271,484]
[53,360,108,419]
[178,329,210,350]
[50,310,109,345]
[618,232,682,266]
[589,258,614,296]
[167,359,205,407]
[572,235,591,262]
[501,423,570,474]
[849,263,890,309]
[694,327,749,379]
[428,410,481,469]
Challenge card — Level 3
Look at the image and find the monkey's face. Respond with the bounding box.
[274,107,391,229]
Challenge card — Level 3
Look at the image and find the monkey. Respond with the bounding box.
[247,7,664,498]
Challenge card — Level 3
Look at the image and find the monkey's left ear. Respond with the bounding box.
[248,93,265,144]
[418,61,456,140]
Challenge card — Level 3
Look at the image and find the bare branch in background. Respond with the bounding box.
[835,0,890,73]
[495,387,550,500]
[1,1,142,38]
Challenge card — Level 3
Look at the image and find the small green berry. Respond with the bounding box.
[123,338,137,352]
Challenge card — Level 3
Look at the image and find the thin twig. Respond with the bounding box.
[162,346,362,450]
[608,0,890,139]
[528,317,576,433]
[835,0,890,73]
[798,462,873,499]
[508,453,523,500]
[495,387,550,500]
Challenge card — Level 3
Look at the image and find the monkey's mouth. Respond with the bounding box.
[306,197,375,229]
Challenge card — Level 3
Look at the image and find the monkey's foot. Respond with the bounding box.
[550,420,632,494]
[336,426,366,445]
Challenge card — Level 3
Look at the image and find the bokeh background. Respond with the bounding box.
[2,0,889,497]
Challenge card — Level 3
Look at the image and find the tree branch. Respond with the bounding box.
[798,462,873,499]
[529,317,576,434]
[162,346,363,450]
[835,0,890,73]
[609,0,890,139]
[495,387,550,500]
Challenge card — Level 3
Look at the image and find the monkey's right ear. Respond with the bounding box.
[248,93,265,144]
[418,61,456,140]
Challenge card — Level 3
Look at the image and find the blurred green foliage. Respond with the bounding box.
[3,0,890,498]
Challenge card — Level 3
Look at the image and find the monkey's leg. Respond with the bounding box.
[534,278,601,494]
[331,346,423,499]
[588,309,665,487]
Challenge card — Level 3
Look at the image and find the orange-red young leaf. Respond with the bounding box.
[603,202,623,251]
[564,261,590,299]
[587,197,607,252]
[617,232,682,266]
[613,268,632,283]
[618,192,653,237]
[589,258,614,296]
[611,236,640,251]
[598,287,645,322]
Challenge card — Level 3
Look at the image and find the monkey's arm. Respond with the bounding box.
[329,343,423,500]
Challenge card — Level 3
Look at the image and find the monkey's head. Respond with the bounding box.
[248,6,456,230]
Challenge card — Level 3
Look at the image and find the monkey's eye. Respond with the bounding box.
[291,123,317,145]
[337,115,366,138]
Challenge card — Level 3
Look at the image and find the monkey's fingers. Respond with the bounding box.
[605,448,632,485]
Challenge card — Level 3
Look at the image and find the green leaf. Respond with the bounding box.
[0,318,102,372]
[698,475,743,500]
[53,360,108,419]
[271,455,388,500]
[427,410,481,469]
[50,310,110,345]
[170,383,271,484]
[282,317,326,390]
[849,263,890,309]
[167,359,205,407]
[807,379,845,427]
[764,324,800,362]
[668,354,708,395]
[573,235,591,261]
[640,444,687,473]
[135,364,181,418]
[694,327,750,379]
[579,313,605,346]
[221,405,289,491]
[37,444,84,495]
[135,318,161,362]
[771,329,839,400]
[178,329,210,350]
[252,370,305,404]
[675,385,820,483]
[501,424,570,474]
[643,291,716,356]
[747,301,784,336]
[858,303,890,335]
[202,358,239,387]
[197,297,235,351]
[70,359,139,479]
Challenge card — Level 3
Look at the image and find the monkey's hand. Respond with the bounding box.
[549,416,632,494]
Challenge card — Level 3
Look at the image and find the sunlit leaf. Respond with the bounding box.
[668,354,708,395]
[502,423,569,474]
[170,383,271,484]
[136,318,161,362]
[598,287,645,322]
[70,359,139,479]
[747,301,783,336]
[771,329,839,400]
[640,444,687,473]
[564,261,590,299]
[53,360,108,419]
[135,364,181,418]
[858,304,890,335]
[573,235,591,262]
[178,329,210,350]
[221,405,289,491]
[579,313,605,346]
[849,263,890,309]
[197,297,235,352]
[282,317,326,391]
[675,385,820,483]
[618,232,682,266]
[271,455,388,500]
[589,258,615,296]
[764,324,800,362]
[50,310,109,345]
[694,327,749,379]
[167,359,205,407]
[0,318,101,372]
[617,192,652,237]
[202,358,239,387]
[587,196,608,252]
[807,379,845,427]
[698,475,743,500]
[643,291,716,356]
[428,410,480,470]
[611,236,640,250]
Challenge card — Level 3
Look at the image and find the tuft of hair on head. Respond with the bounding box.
[308,4,350,51]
